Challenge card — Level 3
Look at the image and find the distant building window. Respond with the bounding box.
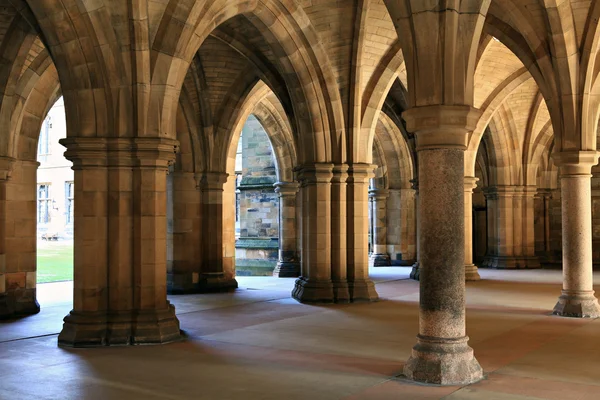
[38,116,51,156]
[235,173,242,222]
[65,181,74,224]
[38,184,51,223]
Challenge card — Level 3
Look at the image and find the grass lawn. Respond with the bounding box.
[37,239,73,283]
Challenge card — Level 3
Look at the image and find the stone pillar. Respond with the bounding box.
[552,152,600,317]
[347,164,378,302]
[464,177,481,281]
[167,171,202,293]
[0,159,40,318]
[369,188,391,266]
[293,164,335,303]
[402,105,482,385]
[329,164,350,302]
[410,179,421,280]
[57,138,181,347]
[198,172,238,292]
[482,189,498,267]
[273,182,300,278]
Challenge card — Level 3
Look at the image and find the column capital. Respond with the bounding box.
[60,137,179,168]
[552,151,599,176]
[0,157,15,181]
[368,188,390,200]
[347,163,375,184]
[274,181,300,196]
[402,105,482,151]
[464,176,479,192]
[331,163,349,184]
[297,163,333,184]
[196,171,229,190]
[535,188,553,199]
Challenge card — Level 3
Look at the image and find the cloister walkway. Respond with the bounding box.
[1,268,599,399]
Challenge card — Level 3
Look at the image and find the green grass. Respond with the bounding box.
[37,240,73,283]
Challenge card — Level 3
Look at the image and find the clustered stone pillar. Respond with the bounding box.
[167,171,202,293]
[198,172,238,292]
[482,186,540,269]
[552,152,600,317]
[402,105,482,385]
[273,182,300,277]
[293,164,335,302]
[347,164,378,302]
[369,188,391,266]
[464,177,481,281]
[0,158,40,318]
[58,138,181,347]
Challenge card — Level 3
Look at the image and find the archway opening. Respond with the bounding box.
[233,115,281,276]
[35,97,74,285]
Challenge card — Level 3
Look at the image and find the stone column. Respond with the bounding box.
[369,188,391,266]
[330,164,349,302]
[0,158,40,318]
[273,182,300,278]
[293,164,335,303]
[347,164,378,302]
[482,189,498,267]
[198,171,238,292]
[552,152,600,317]
[402,105,482,385]
[464,177,481,281]
[167,171,202,293]
[410,179,421,280]
[57,138,181,347]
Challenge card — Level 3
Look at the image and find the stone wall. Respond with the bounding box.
[235,115,279,276]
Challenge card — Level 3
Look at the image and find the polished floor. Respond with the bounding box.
[1,268,600,399]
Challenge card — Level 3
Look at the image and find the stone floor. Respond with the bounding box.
[2,268,600,399]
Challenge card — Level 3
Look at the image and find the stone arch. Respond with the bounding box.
[360,42,406,164]
[154,0,345,163]
[375,112,415,191]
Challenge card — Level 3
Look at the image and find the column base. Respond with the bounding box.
[0,290,40,319]
[403,335,483,386]
[349,279,379,302]
[552,290,600,318]
[292,277,334,303]
[196,272,238,293]
[370,253,391,267]
[482,256,540,269]
[333,280,350,303]
[410,262,420,281]
[273,261,300,278]
[465,264,481,281]
[58,302,182,347]
[167,271,197,294]
[394,259,417,266]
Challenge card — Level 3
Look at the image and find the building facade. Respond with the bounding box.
[36,98,73,239]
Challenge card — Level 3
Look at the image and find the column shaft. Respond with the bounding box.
[198,172,238,292]
[273,182,300,278]
[330,165,350,302]
[167,171,202,293]
[464,177,481,281]
[369,188,391,267]
[347,164,378,302]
